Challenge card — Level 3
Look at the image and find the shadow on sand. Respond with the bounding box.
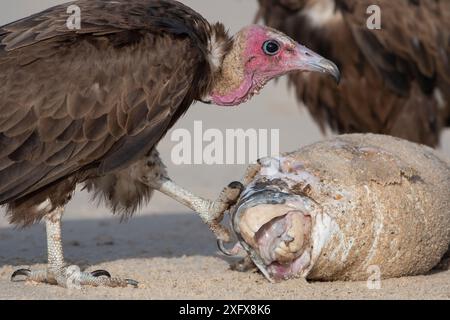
[1,212,447,277]
[0,212,235,268]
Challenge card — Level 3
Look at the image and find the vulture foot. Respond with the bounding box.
[11,266,138,289]
[10,207,138,289]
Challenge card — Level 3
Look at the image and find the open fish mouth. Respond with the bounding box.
[219,135,450,282]
[229,189,313,282]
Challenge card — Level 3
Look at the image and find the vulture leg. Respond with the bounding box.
[11,207,138,289]
[143,175,243,243]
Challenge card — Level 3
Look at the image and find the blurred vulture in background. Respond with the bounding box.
[256,0,450,146]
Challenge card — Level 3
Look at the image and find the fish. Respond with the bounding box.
[223,134,450,282]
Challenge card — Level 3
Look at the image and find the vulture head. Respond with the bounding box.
[207,25,340,106]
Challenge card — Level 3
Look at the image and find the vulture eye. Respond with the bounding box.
[262,40,280,56]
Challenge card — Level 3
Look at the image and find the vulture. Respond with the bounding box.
[0,0,340,288]
[256,0,450,146]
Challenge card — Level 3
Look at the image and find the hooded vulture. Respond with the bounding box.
[256,0,450,146]
[0,0,339,288]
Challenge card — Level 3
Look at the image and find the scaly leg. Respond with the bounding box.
[11,207,138,288]
[141,161,260,243]
[142,175,243,242]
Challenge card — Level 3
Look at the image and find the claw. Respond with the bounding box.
[228,181,245,192]
[91,270,112,278]
[125,279,139,288]
[222,181,244,206]
[218,240,238,256]
[11,269,31,282]
[217,240,246,257]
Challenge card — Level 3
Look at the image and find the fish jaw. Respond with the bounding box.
[232,191,313,281]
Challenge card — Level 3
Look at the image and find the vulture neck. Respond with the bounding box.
[206,31,256,107]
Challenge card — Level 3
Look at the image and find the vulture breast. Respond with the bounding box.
[0,0,219,209]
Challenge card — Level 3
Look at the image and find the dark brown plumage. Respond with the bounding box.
[0,0,228,225]
[257,0,450,146]
[1,0,342,231]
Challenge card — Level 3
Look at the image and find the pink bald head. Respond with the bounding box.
[208,25,340,106]
[244,25,303,79]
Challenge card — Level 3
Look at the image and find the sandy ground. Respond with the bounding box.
[0,0,449,300]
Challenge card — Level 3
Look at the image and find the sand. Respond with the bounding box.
[0,0,449,300]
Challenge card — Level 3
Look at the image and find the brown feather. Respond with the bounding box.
[0,0,231,225]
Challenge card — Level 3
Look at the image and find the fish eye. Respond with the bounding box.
[262,40,280,56]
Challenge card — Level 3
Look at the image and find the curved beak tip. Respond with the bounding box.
[320,59,341,84]
[295,45,341,84]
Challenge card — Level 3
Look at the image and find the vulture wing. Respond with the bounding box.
[0,0,212,204]
[257,0,450,146]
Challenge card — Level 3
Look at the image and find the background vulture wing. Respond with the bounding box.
[257,0,450,146]
[0,0,209,204]
[336,0,450,99]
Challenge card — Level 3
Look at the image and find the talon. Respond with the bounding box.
[224,181,244,204]
[210,223,231,243]
[218,240,235,256]
[218,240,247,257]
[228,181,244,192]
[125,279,139,288]
[91,270,112,278]
[11,269,31,282]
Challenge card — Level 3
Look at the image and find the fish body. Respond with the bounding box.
[231,134,450,281]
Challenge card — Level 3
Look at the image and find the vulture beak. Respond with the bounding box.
[294,44,341,84]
